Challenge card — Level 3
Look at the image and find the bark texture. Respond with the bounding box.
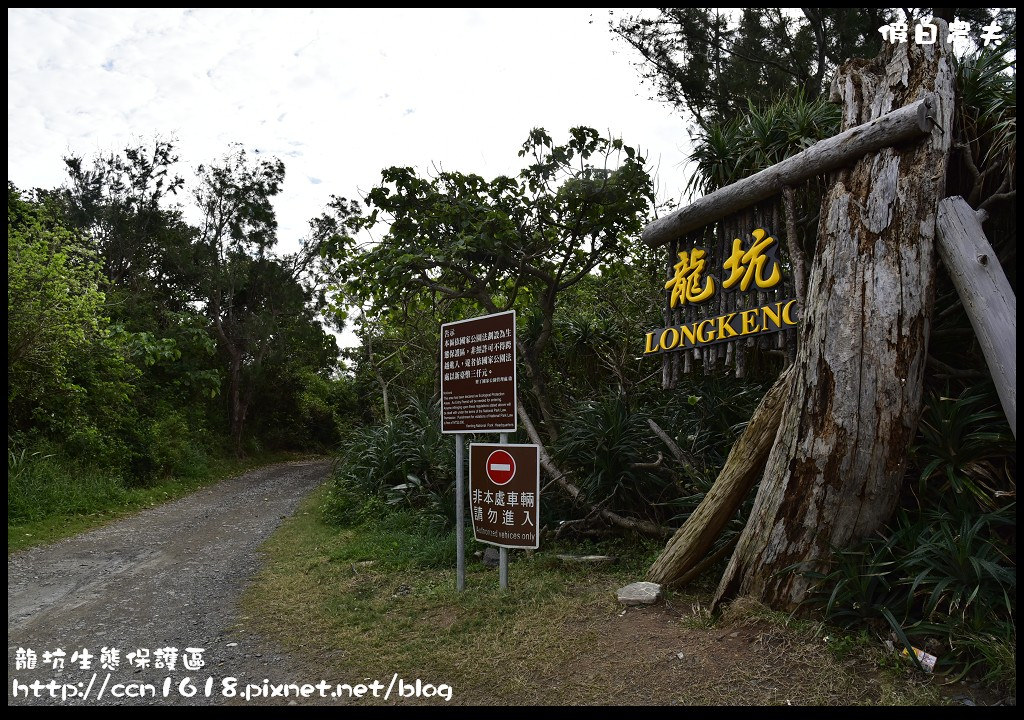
[935,196,1017,438]
[714,28,955,610]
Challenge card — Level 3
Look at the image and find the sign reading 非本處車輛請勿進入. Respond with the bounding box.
[643,227,799,355]
[440,310,516,434]
[469,443,540,549]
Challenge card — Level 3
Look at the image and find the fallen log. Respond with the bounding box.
[646,366,793,586]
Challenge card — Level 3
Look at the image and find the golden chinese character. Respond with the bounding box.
[723,228,781,291]
[664,248,715,307]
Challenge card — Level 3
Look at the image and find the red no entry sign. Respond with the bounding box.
[485,449,516,485]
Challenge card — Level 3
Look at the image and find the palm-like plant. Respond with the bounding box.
[913,386,1016,512]
[685,91,840,197]
[954,45,1016,194]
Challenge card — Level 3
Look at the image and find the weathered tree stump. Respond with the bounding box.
[714,23,955,610]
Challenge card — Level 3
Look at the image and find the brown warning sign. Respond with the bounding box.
[440,311,516,434]
[468,443,539,549]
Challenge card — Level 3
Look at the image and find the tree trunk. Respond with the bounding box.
[935,196,1017,438]
[228,352,246,457]
[647,366,792,586]
[714,26,955,610]
[515,338,560,444]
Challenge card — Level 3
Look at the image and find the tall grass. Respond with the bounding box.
[7,439,298,553]
[323,397,455,533]
[8,448,129,523]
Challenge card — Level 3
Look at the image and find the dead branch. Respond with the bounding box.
[517,403,671,539]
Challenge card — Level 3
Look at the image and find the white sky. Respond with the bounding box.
[8,8,698,349]
[7,8,694,239]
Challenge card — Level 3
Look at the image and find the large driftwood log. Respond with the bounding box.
[935,196,1017,437]
[642,94,935,249]
[714,25,955,610]
[647,366,793,587]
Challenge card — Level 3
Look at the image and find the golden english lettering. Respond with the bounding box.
[642,298,798,356]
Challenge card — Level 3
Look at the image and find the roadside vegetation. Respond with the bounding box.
[244,483,970,705]
[7,448,313,553]
[8,7,1014,703]
[8,144,356,549]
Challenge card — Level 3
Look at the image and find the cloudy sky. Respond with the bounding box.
[7,8,695,248]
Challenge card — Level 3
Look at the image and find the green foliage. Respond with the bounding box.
[553,392,662,517]
[686,91,840,196]
[7,444,129,524]
[9,137,348,530]
[145,411,211,480]
[8,185,106,424]
[550,373,770,532]
[316,125,658,448]
[805,386,1016,686]
[805,506,1015,682]
[612,8,893,127]
[8,185,140,462]
[913,386,1016,513]
[954,43,1016,186]
[323,399,454,533]
[323,126,654,314]
[323,508,457,571]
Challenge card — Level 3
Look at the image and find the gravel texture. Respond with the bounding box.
[8,459,330,706]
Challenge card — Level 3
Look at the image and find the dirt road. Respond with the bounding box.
[8,459,330,706]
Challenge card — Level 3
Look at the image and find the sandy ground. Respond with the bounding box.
[8,459,330,706]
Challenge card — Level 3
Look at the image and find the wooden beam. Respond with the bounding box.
[936,196,1017,438]
[643,93,936,248]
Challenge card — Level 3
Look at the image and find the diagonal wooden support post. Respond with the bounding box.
[935,196,1017,438]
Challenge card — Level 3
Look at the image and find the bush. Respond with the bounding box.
[147,411,210,480]
[805,386,1016,687]
[550,374,770,532]
[323,397,454,532]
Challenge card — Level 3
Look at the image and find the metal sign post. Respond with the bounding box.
[455,433,465,592]
[498,432,509,590]
[468,441,540,592]
[440,311,517,592]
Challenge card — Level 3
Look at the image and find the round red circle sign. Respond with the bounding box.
[485,449,516,485]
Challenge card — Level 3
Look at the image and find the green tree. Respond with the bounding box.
[59,139,190,292]
[612,8,1012,132]
[321,127,656,441]
[195,145,341,454]
[323,128,651,438]
[8,184,138,461]
[51,141,223,474]
[612,8,893,128]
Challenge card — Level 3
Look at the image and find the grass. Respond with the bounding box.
[7,449,318,553]
[241,485,662,704]
[240,486,969,706]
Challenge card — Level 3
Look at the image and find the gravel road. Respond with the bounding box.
[8,459,331,706]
